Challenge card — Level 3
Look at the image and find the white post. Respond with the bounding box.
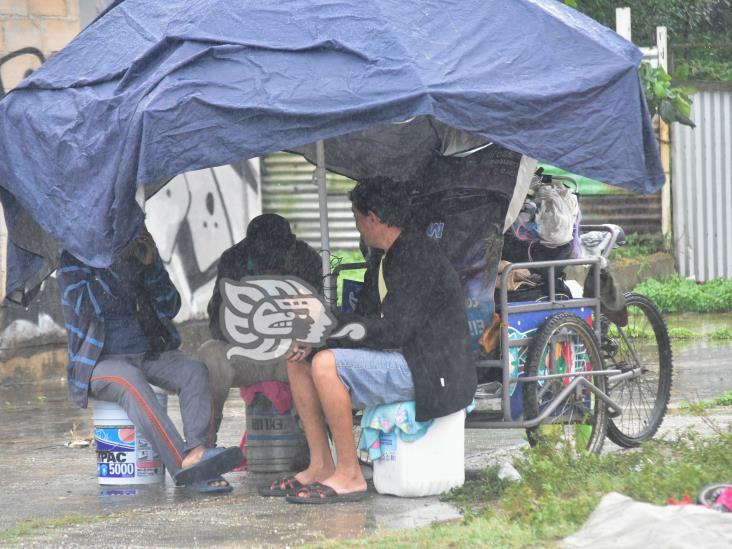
[615,7,632,41]
[656,26,672,240]
[0,201,7,302]
[656,26,668,72]
[315,140,333,304]
[135,185,146,212]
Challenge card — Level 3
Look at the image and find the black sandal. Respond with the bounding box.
[285,482,367,504]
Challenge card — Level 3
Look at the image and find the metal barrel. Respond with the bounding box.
[245,394,308,473]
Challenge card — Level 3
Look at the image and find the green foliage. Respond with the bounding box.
[635,276,732,313]
[447,432,732,543]
[446,466,515,511]
[609,324,655,339]
[0,515,109,543]
[639,64,696,127]
[675,58,732,81]
[678,390,732,413]
[710,328,732,340]
[610,233,665,260]
[572,1,732,82]
[667,327,697,339]
[615,323,725,342]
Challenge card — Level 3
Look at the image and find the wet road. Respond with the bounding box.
[0,325,730,547]
[0,377,469,546]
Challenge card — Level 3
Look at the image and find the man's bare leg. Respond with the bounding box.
[309,350,366,494]
[287,357,336,484]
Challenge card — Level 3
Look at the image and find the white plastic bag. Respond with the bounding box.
[534,182,579,246]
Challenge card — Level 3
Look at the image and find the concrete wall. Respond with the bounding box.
[0,0,80,95]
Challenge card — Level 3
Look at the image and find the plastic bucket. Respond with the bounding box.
[93,389,168,485]
[245,394,307,474]
[373,408,466,497]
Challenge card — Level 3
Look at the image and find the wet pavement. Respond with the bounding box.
[0,325,730,547]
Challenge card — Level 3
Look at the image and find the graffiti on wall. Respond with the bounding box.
[0,47,45,98]
[146,163,261,321]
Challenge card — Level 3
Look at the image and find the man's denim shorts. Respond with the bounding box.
[330,349,415,408]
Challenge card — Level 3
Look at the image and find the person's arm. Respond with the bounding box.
[121,228,181,320]
[57,252,104,322]
[56,252,107,363]
[141,253,181,320]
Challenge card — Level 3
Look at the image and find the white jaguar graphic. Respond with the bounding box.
[220,276,365,363]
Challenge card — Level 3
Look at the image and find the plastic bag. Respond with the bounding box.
[534,182,579,246]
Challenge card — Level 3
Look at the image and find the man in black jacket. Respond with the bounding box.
[264,177,476,503]
[198,213,322,440]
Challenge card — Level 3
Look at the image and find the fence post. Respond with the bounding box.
[615,7,631,41]
[657,26,672,241]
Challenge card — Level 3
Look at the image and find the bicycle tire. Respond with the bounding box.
[604,293,673,447]
[697,483,732,506]
[523,312,608,455]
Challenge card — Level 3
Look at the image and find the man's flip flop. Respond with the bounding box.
[258,475,304,497]
[285,482,367,504]
[173,447,243,486]
[192,476,233,494]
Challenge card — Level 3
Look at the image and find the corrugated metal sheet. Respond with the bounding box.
[580,194,662,235]
[672,83,732,281]
[261,151,665,254]
[261,152,359,250]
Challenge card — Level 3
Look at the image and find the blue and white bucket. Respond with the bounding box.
[92,389,168,485]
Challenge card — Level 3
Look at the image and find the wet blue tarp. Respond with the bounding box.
[0,0,663,296]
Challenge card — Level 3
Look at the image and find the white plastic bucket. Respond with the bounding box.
[373,408,466,497]
[93,389,168,485]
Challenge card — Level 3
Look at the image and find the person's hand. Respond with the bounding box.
[286,343,312,362]
[121,227,157,265]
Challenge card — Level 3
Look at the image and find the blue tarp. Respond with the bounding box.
[0,0,664,296]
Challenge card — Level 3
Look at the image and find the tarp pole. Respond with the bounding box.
[315,140,333,305]
[0,201,7,302]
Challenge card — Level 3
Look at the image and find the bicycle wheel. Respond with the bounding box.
[604,293,673,447]
[523,313,608,455]
[697,483,732,507]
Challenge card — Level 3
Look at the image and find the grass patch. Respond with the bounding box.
[710,328,732,341]
[635,276,732,313]
[312,431,732,548]
[667,327,698,340]
[607,324,699,340]
[678,391,732,414]
[0,514,110,543]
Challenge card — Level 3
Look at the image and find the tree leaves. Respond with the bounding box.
[639,63,697,127]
